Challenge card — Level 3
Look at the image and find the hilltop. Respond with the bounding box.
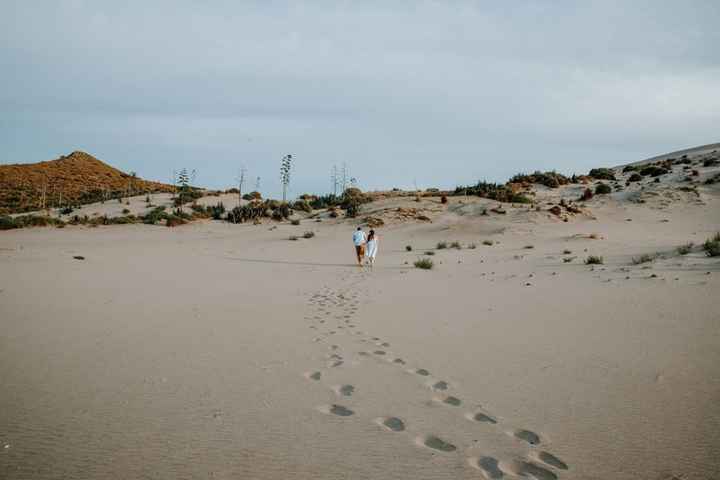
[0,151,175,214]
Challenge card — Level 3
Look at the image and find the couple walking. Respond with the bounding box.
[352,227,379,266]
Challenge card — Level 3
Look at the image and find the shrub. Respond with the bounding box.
[440,195,448,204]
[453,181,530,203]
[585,255,604,265]
[292,200,312,213]
[677,243,694,255]
[509,171,570,188]
[303,231,315,239]
[60,206,74,215]
[524,245,534,249]
[142,206,168,225]
[468,243,477,249]
[588,168,616,180]
[563,249,572,254]
[623,165,638,173]
[288,235,299,241]
[242,191,262,201]
[437,241,448,249]
[414,258,434,270]
[703,233,720,257]
[424,251,435,255]
[406,245,413,252]
[632,253,657,265]
[0,216,17,230]
[639,165,669,177]
[579,188,593,201]
[595,183,612,195]
[628,173,642,182]
[122,208,131,214]
[450,241,462,249]
[291,219,301,225]
[703,158,719,167]
[482,240,494,246]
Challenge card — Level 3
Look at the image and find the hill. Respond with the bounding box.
[0,151,175,214]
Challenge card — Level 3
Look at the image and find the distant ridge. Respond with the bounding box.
[617,142,720,168]
[0,151,174,214]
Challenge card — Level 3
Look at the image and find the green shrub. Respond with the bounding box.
[703,158,719,167]
[482,240,494,246]
[406,245,413,251]
[588,168,616,180]
[0,216,17,230]
[623,165,638,173]
[628,173,643,182]
[303,231,315,239]
[585,255,604,265]
[468,243,477,249]
[703,233,720,257]
[509,171,570,188]
[437,241,448,249]
[450,241,462,249]
[414,258,434,269]
[677,243,694,255]
[122,208,131,214]
[425,251,435,255]
[595,183,612,195]
[291,219,301,225]
[639,165,669,177]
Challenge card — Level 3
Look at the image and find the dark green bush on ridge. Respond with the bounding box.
[589,168,616,180]
[595,183,612,195]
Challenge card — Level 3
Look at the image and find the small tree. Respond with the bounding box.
[280,154,292,202]
[237,166,247,207]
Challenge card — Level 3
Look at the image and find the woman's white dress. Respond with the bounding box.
[366,238,378,261]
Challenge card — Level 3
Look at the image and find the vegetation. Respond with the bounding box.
[588,168,616,181]
[639,165,669,177]
[632,253,658,265]
[450,241,462,249]
[595,183,612,195]
[627,173,643,182]
[424,251,435,255]
[436,241,448,249]
[677,243,694,255]
[579,188,593,201]
[406,245,413,251]
[453,181,531,203]
[585,255,604,265]
[414,258,434,270]
[509,171,570,188]
[303,231,315,239]
[703,233,720,257]
[482,240,494,246]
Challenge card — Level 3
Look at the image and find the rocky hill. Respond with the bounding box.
[0,151,174,214]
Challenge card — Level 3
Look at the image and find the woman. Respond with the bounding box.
[365,229,379,266]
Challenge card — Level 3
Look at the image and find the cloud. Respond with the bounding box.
[1,1,718,195]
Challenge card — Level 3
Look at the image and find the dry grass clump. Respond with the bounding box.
[405,245,413,251]
[437,241,448,249]
[632,253,659,265]
[303,231,315,239]
[563,249,572,254]
[288,235,299,241]
[524,245,534,249]
[468,243,477,249]
[677,243,694,255]
[585,255,604,265]
[482,240,494,246]
[450,241,462,249]
[414,258,434,270]
[424,251,435,256]
[291,219,301,225]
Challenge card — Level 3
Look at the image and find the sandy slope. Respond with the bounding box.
[1,179,720,479]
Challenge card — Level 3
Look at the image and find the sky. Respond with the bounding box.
[1,1,719,198]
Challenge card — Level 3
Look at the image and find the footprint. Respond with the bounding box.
[432,381,449,391]
[514,429,541,445]
[470,456,504,479]
[377,416,405,432]
[469,412,497,424]
[373,350,386,355]
[335,384,355,396]
[502,460,557,480]
[305,371,321,381]
[531,451,568,470]
[393,358,406,365]
[439,395,462,407]
[416,369,430,376]
[329,360,343,367]
[319,404,355,417]
[420,435,457,452]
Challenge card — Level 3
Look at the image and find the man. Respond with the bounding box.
[352,227,366,266]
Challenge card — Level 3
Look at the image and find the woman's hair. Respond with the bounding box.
[368,229,375,240]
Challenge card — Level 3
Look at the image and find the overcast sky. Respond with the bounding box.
[2,1,719,197]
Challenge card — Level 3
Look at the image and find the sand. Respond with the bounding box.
[1,177,720,479]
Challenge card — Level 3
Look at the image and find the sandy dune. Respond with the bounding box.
[1,165,720,479]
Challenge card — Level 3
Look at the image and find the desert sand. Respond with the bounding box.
[1,159,720,480]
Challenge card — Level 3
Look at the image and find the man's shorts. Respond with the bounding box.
[355,245,365,256]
